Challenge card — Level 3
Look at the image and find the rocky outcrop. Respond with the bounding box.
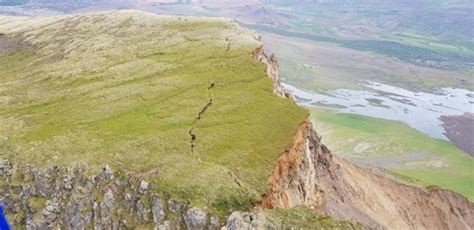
[252,46,294,100]
[253,46,474,230]
[225,211,270,230]
[261,118,330,210]
[260,117,474,229]
[0,163,221,229]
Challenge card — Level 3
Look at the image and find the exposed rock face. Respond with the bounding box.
[252,46,294,100]
[185,208,207,230]
[260,116,474,229]
[253,48,473,230]
[0,163,218,228]
[261,117,329,209]
[225,211,270,230]
[151,196,165,224]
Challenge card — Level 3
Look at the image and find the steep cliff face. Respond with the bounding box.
[260,118,330,210]
[252,45,293,100]
[0,163,210,229]
[252,44,474,229]
[258,104,474,229]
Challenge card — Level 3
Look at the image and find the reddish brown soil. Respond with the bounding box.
[263,118,474,229]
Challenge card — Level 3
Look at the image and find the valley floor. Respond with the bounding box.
[309,108,474,201]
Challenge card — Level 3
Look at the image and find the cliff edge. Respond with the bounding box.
[0,10,472,230]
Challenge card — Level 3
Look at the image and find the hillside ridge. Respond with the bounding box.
[0,10,473,230]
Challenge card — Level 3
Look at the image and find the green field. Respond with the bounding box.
[386,32,473,56]
[251,24,473,71]
[0,11,308,217]
[310,109,474,201]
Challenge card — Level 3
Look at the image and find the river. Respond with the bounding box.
[284,82,474,141]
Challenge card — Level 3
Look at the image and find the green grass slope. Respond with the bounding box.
[263,206,366,229]
[0,10,308,216]
[310,109,474,201]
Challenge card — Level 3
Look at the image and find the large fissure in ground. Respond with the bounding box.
[188,83,215,152]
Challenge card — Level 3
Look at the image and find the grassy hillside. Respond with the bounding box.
[0,10,308,216]
[310,109,474,201]
[262,206,366,229]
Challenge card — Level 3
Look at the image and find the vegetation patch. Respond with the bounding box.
[263,206,366,229]
[310,108,474,201]
[0,11,308,217]
[251,24,473,70]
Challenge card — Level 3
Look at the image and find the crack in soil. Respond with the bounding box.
[196,99,213,121]
[228,170,242,188]
[188,128,196,152]
[189,82,215,152]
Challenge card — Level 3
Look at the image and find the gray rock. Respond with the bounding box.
[103,189,115,210]
[139,180,149,193]
[70,215,85,229]
[99,202,112,227]
[225,211,273,230]
[93,201,102,230]
[65,201,83,229]
[226,211,245,230]
[26,221,47,230]
[209,216,221,230]
[251,212,273,229]
[32,169,52,197]
[152,196,165,224]
[42,199,61,226]
[84,179,94,189]
[103,165,114,180]
[0,160,13,177]
[185,208,207,230]
[63,174,74,190]
[124,193,133,208]
[158,220,172,230]
[112,221,120,230]
[84,211,93,226]
[136,199,150,222]
[1,195,16,213]
[168,199,183,214]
